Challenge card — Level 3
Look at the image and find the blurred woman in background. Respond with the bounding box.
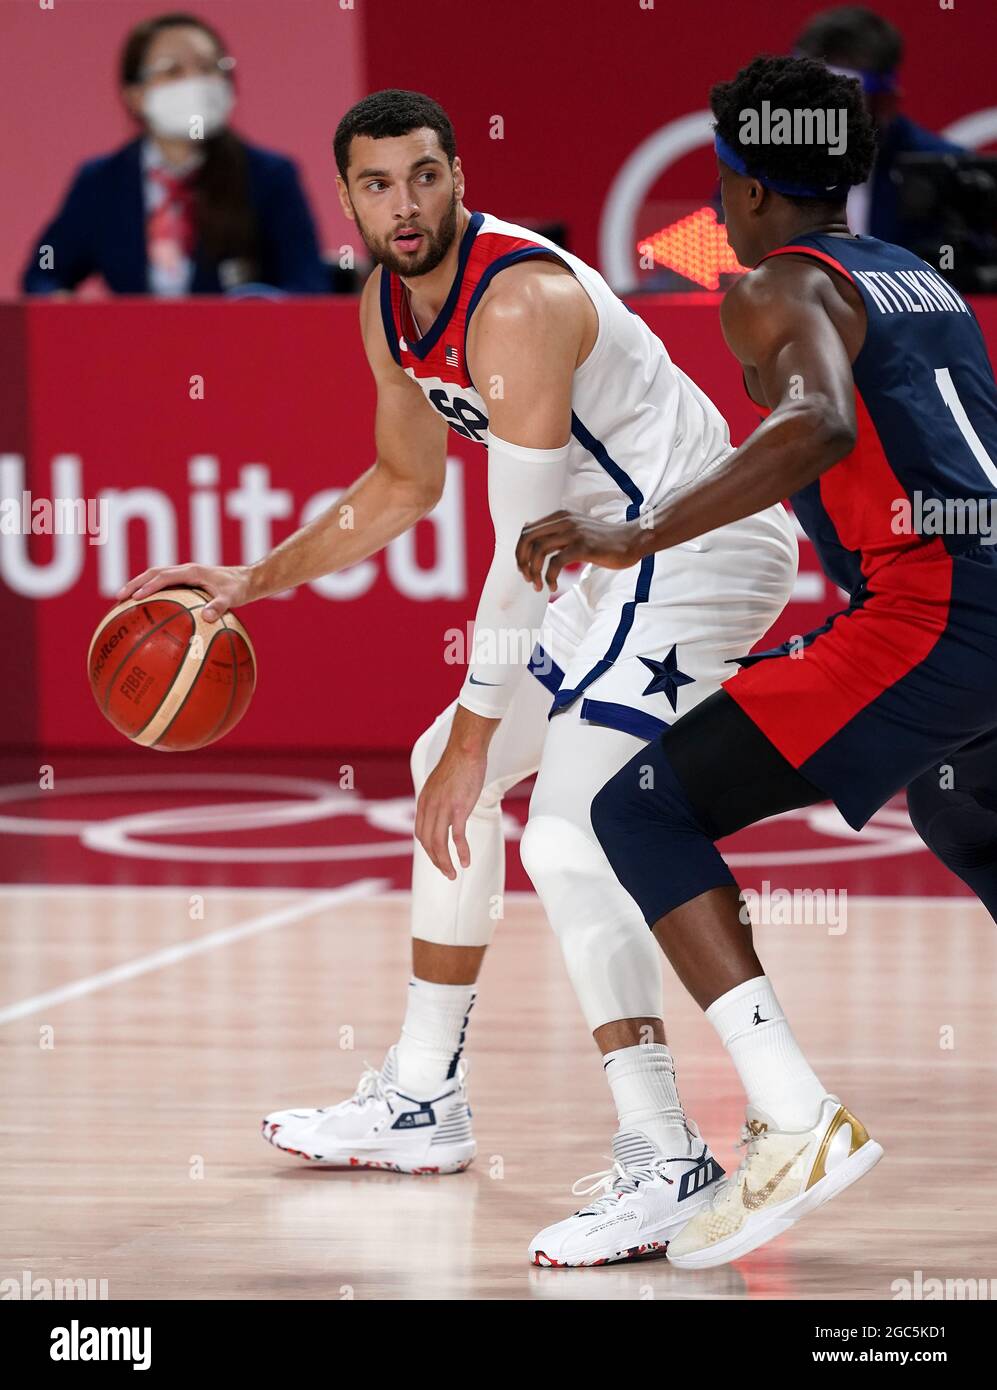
[22,10,329,297]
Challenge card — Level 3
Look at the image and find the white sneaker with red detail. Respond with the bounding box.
[666,1096,883,1269]
[261,1045,475,1175]
[529,1126,724,1267]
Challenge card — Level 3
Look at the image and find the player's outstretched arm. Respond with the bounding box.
[116,269,449,621]
[516,259,858,591]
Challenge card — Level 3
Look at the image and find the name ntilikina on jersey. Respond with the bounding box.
[852,267,970,315]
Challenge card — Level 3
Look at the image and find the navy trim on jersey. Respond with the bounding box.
[790,476,865,596]
[397,211,485,362]
[379,266,402,366]
[462,246,570,389]
[579,698,668,741]
[528,644,565,694]
[547,413,655,716]
[570,411,644,518]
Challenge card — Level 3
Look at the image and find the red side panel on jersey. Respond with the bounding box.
[819,391,938,578]
[724,389,953,767]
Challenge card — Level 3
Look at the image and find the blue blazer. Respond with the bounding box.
[22,135,330,295]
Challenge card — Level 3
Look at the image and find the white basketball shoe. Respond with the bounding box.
[530,1126,725,1267]
[667,1096,883,1269]
[261,1046,475,1175]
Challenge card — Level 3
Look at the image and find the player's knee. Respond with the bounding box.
[520,814,641,954]
[590,749,677,867]
[592,740,715,899]
[907,774,997,870]
[410,716,453,795]
[590,760,645,844]
[519,812,589,890]
[411,723,503,816]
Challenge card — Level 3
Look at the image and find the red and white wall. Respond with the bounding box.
[2,0,996,752]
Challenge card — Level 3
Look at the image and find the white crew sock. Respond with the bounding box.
[603,1042,693,1156]
[392,977,477,1096]
[706,975,827,1130]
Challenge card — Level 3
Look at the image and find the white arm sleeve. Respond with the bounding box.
[457,429,570,720]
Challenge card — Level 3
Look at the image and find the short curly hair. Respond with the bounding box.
[709,54,877,207]
[334,89,456,180]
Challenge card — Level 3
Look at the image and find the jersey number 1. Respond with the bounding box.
[934,367,997,488]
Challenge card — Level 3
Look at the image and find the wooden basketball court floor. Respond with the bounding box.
[2,883,995,1301]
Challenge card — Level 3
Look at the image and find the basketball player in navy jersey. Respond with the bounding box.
[118,90,800,1266]
[518,55,997,1267]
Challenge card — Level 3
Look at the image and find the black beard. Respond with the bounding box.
[357,195,460,278]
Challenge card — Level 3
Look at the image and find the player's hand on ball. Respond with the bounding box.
[116,563,253,623]
[516,511,643,591]
[415,747,488,880]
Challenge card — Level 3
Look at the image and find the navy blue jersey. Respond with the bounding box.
[761,233,997,597]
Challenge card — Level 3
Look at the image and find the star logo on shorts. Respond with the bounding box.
[638,645,695,712]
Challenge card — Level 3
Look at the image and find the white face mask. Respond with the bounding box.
[142,75,234,140]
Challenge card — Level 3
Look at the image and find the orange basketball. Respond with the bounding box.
[87,587,256,751]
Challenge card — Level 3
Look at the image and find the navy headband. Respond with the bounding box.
[856,69,897,95]
[714,133,851,200]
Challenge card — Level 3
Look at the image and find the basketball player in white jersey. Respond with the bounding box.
[118,90,798,1266]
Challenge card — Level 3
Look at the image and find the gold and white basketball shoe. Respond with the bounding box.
[666,1096,883,1269]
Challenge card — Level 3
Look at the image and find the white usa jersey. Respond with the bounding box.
[380,209,797,734]
[378,209,736,524]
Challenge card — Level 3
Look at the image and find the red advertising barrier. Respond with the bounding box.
[3,296,996,752]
